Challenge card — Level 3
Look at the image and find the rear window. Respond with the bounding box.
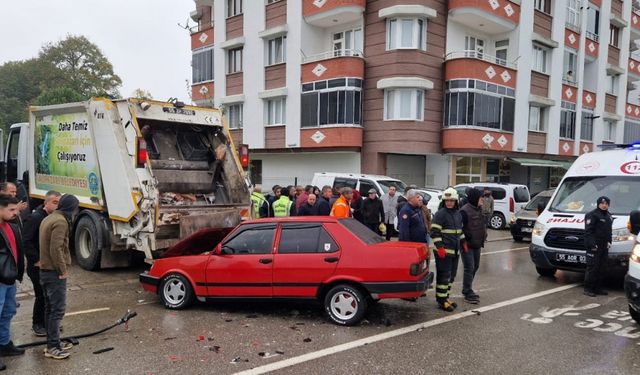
[338,218,384,245]
[514,186,530,203]
[333,177,357,190]
[378,180,406,194]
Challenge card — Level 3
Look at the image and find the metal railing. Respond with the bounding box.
[301,49,364,64]
[562,78,579,86]
[189,21,214,34]
[633,5,640,15]
[444,50,516,69]
[586,31,600,42]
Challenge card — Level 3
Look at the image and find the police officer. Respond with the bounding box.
[583,196,613,297]
[250,185,270,218]
[397,190,426,242]
[272,187,296,217]
[431,188,466,312]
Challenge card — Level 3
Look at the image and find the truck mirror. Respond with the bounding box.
[630,210,640,236]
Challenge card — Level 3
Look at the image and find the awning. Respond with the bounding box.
[558,162,574,170]
[509,158,564,168]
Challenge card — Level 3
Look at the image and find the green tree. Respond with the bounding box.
[39,34,122,97]
[33,86,85,106]
[132,88,153,100]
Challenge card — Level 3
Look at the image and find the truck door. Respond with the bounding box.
[5,126,21,182]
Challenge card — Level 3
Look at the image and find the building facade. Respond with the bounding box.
[189,0,640,194]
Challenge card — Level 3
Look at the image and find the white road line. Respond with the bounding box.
[482,246,529,255]
[234,283,579,375]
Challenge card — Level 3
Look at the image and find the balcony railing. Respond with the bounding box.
[585,31,599,42]
[634,5,640,14]
[189,21,214,34]
[445,50,516,69]
[302,49,364,64]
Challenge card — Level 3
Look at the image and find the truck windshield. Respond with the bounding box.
[549,176,640,215]
[378,180,407,194]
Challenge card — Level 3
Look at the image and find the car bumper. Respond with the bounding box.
[364,271,434,299]
[529,244,629,275]
[140,272,160,293]
[510,223,534,239]
[625,273,640,312]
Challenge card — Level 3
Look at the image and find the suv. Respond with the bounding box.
[311,172,407,198]
[454,183,531,230]
[510,189,554,242]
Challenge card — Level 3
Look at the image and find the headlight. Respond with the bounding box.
[612,228,634,242]
[631,243,640,263]
[532,222,545,237]
[509,215,516,225]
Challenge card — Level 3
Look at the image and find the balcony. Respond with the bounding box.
[191,82,214,104]
[582,90,596,109]
[445,51,517,88]
[565,28,580,50]
[190,22,214,50]
[629,57,640,81]
[442,128,514,153]
[301,49,364,83]
[632,6,640,38]
[626,103,640,120]
[448,0,520,35]
[585,34,599,61]
[303,0,365,28]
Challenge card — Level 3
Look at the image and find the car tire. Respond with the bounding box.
[160,274,194,310]
[490,213,506,230]
[630,305,640,324]
[536,267,557,277]
[74,213,106,271]
[324,284,368,326]
[513,236,524,242]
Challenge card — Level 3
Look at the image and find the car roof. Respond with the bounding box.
[313,172,402,181]
[242,216,340,225]
[455,182,528,188]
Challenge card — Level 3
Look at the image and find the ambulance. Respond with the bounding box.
[529,143,640,277]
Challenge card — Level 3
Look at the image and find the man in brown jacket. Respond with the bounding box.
[39,194,78,360]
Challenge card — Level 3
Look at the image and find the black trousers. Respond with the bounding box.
[461,248,481,296]
[366,222,381,235]
[435,253,459,304]
[27,265,46,329]
[40,270,67,350]
[385,221,397,240]
[584,243,609,292]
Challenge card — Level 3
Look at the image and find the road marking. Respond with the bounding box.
[234,283,579,375]
[482,246,529,255]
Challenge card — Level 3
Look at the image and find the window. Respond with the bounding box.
[610,25,620,47]
[535,0,551,14]
[624,120,640,143]
[267,36,285,65]
[300,78,362,127]
[580,111,594,141]
[532,44,548,73]
[495,40,509,66]
[333,177,357,190]
[339,219,385,244]
[560,101,576,139]
[444,80,515,131]
[563,50,577,83]
[514,187,530,203]
[227,48,243,74]
[387,18,426,50]
[278,224,338,254]
[465,36,484,59]
[455,157,482,184]
[266,0,281,3]
[265,98,286,125]
[529,106,545,131]
[566,0,580,28]
[604,120,616,141]
[227,103,243,129]
[384,89,424,121]
[227,0,242,17]
[221,224,275,255]
[606,75,618,95]
[192,48,214,84]
[586,7,600,40]
[333,28,363,56]
[358,180,376,197]
[249,160,262,185]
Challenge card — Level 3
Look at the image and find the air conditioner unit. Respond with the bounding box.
[190,9,203,22]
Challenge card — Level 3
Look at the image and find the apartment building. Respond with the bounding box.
[189,0,640,193]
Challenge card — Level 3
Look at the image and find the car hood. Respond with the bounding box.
[515,210,537,220]
[161,227,234,258]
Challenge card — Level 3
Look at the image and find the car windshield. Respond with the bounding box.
[378,180,407,194]
[339,218,385,245]
[548,176,640,215]
[524,194,550,211]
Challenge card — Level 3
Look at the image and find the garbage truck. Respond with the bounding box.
[1,98,251,270]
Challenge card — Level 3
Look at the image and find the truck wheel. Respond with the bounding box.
[490,213,505,230]
[74,214,104,271]
[536,267,556,277]
[324,284,368,326]
[630,305,640,324]
[160,274,194,310]
[513,236,524,242]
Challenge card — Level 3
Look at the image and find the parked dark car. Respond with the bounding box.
[510,189,554,242]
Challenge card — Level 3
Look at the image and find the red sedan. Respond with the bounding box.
[140,217,433,325]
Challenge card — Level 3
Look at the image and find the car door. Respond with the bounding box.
[206,223,276,297]
[272,223,340,297]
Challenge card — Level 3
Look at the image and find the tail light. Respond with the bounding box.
[137,138,148,168]
[410,260,428,276]
[239,144,249,169]
[509,197,515,213]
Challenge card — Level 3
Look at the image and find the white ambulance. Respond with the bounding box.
[530,144,640,277]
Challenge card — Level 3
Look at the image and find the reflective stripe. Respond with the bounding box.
[445,249,456,255]
[460,234,466,239]
[431,223,443,230]
[432,237,443,243]
[436,292,449,297]
[441,229,463,234]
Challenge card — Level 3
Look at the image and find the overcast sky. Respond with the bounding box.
[0,0,195,102]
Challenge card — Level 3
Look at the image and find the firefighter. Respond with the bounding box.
[250,185,270,218]
[430,187,466,312]
[583,196,613,297]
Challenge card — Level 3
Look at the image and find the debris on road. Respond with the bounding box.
[164,337,177,341]
[231,357,249,363]
[209,346,221,353]
[93,347,114,354]
[303,338,312,343]
[246,314,259,319]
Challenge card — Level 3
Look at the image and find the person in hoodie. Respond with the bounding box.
[459,188,487,304]
[39,194,79,360]
[361,189,385,234]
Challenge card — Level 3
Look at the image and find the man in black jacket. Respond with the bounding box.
[583,196,613,297]
[459,188,487,304]
[23,191,60,336]
[362,189,384,234]
[317,186,333,216]
[0,195,26,371]
[297,194,319,216]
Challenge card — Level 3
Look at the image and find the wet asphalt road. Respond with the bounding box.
[4,231,639,375]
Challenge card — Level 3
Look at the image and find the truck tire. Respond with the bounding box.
[630,305,640,324]
[74,213,105,271]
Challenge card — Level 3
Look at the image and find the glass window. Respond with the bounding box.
[495,40,509,66]
[377,180,407,194]
[358,180,377,197]
[227,48,243,74]
[606,75,618,95]
[278,224,338,254]
[560,102,576,139]
[227,103,243,129]
[610,25,620,47]
[624,120,640,143]
[581,111,594,141]
[227,0,243,17]
[222,224,275,255]
[529,106,544,131]
[567,0,580,28]
[387,18,426,50]
[301,92,318,128]
[502,97,515,132]
[328,78,347,88]
[265,98,286,125]
[338,219,385,245]
[384,89,424,121]
[586,7,600,39]
[550,176,640,215]
[532,44,548,73]
[535,0,551,13]
[604,120,616,141]
[192,48,214,84]
[455,157,482,185]
[465,36,485,59]
[563,50,577,83]
[267,36,285,65]
[513,187,530,203]
[333,177,357,189]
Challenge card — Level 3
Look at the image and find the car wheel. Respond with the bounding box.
[324,285,368,326]
[536,267,557,277]
[513,236,524,242]
[630,305,640,324]
[160,274,194,310]
[490,213,506,230]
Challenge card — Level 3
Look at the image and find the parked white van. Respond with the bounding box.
[311,172,407,197]
[454,183,531,229]
[530,144,640,277]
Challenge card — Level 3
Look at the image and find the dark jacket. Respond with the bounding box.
[0,221,24,285]
[362,198,384,225]
[297,203,319,216]
[23,205,48,266]
[584,208,613,249]
[317,197,331,216]
[351,191,363,222]
[398,204,427,243]
[460,203,487,249]
[431,207,465,256]
[39,211,72,275]
[396,195,408,216]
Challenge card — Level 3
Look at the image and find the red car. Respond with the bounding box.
[140,217,433,325]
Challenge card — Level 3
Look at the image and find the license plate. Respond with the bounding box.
[522,227,533,233]
[556,253,586,264]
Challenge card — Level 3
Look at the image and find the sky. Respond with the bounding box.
[0,0,195,102]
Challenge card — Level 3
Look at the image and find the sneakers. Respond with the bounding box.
[42,341,73,354]
[447,300,458,309]
[32,325,47,337]
[464,294,480,304]
[0,360,6,371]
[584,290,597,297]
[595,289,609,296]
[0,341,25,356]
[438,301,455,312]
[44,347,70,360]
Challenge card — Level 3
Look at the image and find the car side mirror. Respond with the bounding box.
[220,245,234,255]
